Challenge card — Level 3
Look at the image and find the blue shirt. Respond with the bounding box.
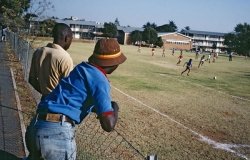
[37,62,113,124]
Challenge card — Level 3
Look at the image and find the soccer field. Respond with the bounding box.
[68,41,250,159]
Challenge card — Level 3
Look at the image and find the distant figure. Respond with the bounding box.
[212,51,216,63]
[198,55,206,68]
[206,53,211,63]
[200,48,203,54]
[229,51,233,61]
[162,47,165,57]
[152,48,155,56]
[180,49,183,55]
[172,48,175,56]
[138,45,141,53]
[216,51,219,59]
[176,53,183,65]
[181,59,193,76]
[1,27,7,42]
[195,49,199,59]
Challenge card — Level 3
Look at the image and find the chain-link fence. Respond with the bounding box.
[5,32,151,160]
[6,32,33,81]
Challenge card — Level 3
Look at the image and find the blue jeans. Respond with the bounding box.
[25,117,76,160]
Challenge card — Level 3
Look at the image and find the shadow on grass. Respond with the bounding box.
[154,71,178,77]
[239,71,250,77]
[243,74,250,77]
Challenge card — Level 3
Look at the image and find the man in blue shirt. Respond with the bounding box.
[25,38,127,160]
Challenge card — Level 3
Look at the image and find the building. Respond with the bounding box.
[181,30,226,52]
[29,16,104,39]
[158,32,192,50]
[56,18,102,39]
[30,16,143,45]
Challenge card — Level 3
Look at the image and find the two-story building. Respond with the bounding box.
[55,17,103,39]
[30,17,227,50]
[30,16,143,45]
[180,30,226,52]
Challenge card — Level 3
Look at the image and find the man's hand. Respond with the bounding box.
[111,101,119,112]
[99,101,119,132]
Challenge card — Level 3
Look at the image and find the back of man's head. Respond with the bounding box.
[52,23,73,50]
[52,23,72,39]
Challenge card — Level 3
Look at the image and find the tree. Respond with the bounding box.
[155,37,163,47]
[156,20,178,32]
[184,26,190,30]
[156,24,171,32]
[0,0,30,16]
[39,19,56,36]
[130,30,142,44]
[142,27,158,45]
[114,18,120,26]
[224,23,250,56]
[24,13,37,32]
[0,0,30,31]
[181,26,191,32]
[169,20,178,31]
[224,33,237,51]
[212,42,217,50]
[102,22,118,38]
[143,22,157,29]
[1,0,54,34]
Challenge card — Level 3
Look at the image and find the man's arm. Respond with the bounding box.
[28,50,42,93]
[98,101,119,132]
[28,77,41,93]
[59,56,74,79]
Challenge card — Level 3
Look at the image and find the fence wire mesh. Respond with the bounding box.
[76,114,145,160]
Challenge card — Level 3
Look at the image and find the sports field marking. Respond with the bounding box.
[112,86,250,160]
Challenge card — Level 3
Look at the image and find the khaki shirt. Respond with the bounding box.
[29,43,74,96]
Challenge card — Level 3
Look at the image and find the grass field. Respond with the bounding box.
[66,41,250,159]
[28,40,250,159]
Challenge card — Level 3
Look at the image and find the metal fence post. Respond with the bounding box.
[24,41,30,81]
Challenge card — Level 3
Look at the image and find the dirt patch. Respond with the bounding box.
[221,111,238,117]
[202,129,228,142]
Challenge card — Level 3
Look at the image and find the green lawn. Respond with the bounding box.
[68,42,250,99]
[34,40,250,159]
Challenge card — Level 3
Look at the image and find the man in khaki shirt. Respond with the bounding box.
[29,23,74,99]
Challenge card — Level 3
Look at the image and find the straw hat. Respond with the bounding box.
[88,38,127,66]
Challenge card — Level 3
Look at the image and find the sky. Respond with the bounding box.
[33,0,250,33]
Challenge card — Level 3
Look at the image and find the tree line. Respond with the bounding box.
[130,21,178,47]
[224,23,250,56]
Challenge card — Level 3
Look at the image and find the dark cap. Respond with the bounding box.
[88,38,127,66]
